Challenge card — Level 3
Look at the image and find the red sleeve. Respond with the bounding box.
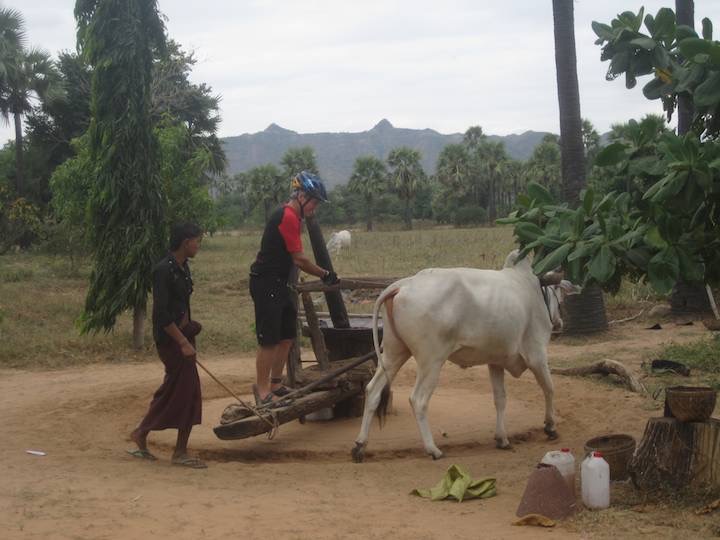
[278,207,302,253]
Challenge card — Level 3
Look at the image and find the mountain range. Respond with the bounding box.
[220,119,553,189]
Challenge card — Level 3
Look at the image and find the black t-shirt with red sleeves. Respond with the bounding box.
[250,204,302,280]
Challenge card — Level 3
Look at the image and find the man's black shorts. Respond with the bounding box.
[249,274,297,346]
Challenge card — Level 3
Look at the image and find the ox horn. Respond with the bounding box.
[539,270,563,287]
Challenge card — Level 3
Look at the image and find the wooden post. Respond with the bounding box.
[301,291,330,370]
[305,215,350,329]
[287,267,301,387]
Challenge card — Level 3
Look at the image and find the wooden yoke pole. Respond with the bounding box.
[305,214,350,329]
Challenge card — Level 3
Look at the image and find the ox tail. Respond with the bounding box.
[372,283,402,427]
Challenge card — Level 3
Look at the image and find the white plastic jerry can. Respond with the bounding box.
[541,448,576,495]
[581,451,610,510]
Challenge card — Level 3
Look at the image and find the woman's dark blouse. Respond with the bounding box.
[152,254,193,346]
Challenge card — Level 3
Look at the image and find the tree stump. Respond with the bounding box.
[629,417,720,490]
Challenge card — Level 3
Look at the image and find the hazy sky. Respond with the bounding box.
[6,1,720,143]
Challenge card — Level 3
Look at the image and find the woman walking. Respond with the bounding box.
[128,222,206,468]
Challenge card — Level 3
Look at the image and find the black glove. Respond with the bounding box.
[322,270,340,285]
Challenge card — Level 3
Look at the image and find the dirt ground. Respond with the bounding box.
[2,322,719,540]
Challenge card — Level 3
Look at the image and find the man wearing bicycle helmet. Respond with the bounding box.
[249,171,340,404]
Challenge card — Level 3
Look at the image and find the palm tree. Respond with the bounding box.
[2,48,63,195]
[348,155,386,231]
[246,164,285,222]
[552,0,586,205]
[281,146,317,179]
[387,147,425,230]
[0,8,24,83]
[477,140,506,223]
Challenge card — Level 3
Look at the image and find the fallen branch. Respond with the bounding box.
[551,359,646,393]
[608,309,644,325]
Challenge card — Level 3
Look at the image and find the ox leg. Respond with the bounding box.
[352,347,409,463]
[488,364,511,450]
[409,356,445,460]
[527,356,558,440]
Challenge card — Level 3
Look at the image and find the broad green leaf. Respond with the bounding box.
[625,247,651,270]
[526,182,554,205]
[592,21,615,41]
[648,248,679,294]
[582,189,594,215]
[567,241,597,262]
[652,8,676,41]
[515,222,544,242]
[643,77,670,100]
[533,244,573,275]
[630,37,656,50]
[644,226,667,249]
[675,25,698,42]
[694,71,720,107]
[588,244,617,284]
[595,142,628,166]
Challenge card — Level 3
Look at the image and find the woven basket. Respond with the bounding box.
[666,386,717,423]
[584,434,636,481]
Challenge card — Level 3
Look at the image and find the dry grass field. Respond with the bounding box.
[0,224,662,369]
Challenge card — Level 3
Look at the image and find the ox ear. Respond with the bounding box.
[539,270,563,286]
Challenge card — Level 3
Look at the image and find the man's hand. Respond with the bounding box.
[180,340,196,358]
[322,270,340,285]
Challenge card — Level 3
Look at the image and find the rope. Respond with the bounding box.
[195,358,279,434]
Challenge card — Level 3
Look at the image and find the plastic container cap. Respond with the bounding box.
[561,448,570,452]
[592,451,603,458]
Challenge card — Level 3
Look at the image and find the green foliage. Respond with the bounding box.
[387,146,425,229]
[593,6,720,137]
[348,155,387,231]
[454,205,487,227]
[661,334,720,374]
[0,184,42,253]
[280,146,317,178]
[75,0,167,333]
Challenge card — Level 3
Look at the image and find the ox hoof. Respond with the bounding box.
[351,443,366,463]
[544,426,558,440]
[495,439,512,450]
[428,449,444,460]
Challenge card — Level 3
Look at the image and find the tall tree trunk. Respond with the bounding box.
[14,112,24,195]
[404,198,412,230]
[552,0,586,206]
[132,304,146,350]
[366,195,374,232]
[676,0,695,135]
[671,1,705,315]
[488,175,497,223]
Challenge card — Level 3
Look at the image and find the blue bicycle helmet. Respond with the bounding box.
[291,171,329,203]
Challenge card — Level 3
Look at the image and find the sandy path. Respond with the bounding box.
[0,322,715,539]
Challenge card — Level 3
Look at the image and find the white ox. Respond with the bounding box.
[351,250,579,462]
[326,230,351,255]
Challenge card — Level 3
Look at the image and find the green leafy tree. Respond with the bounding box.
[387,146,425,230]
[348,155,387,231]
[526,135,562,198]
[477,140,507,222]
[552,0,586,204]
[1,48,64,196]
[281,146,318,179]
[245,163,285,222]
[75,0,167,349]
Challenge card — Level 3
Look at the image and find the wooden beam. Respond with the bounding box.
[296,277,398,293]
[301,291,329,370]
